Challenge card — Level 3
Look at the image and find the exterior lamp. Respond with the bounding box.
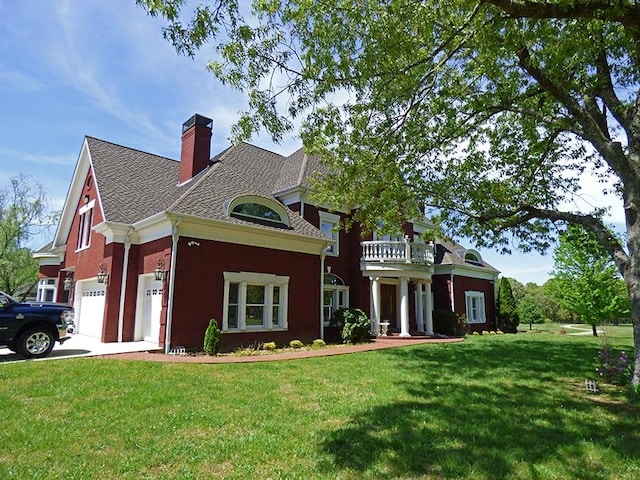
[63,272,73,291]
[154,258,167,282]
[96,263,109,284]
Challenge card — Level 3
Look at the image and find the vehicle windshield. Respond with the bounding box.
[0,291,18,304]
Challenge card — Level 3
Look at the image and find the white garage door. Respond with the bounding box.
[141,277,162,344]
[76,281,106,338]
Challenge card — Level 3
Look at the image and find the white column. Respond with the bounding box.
[425,280,434,335]
[400,277,410,337]
[415,281,425,333]
[370,276,381,335]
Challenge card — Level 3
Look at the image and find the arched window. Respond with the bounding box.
[463,250,482,265]
[226,195,290,228]
[323,273,349,324]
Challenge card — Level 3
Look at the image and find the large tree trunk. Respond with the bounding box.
[624,190,640,388]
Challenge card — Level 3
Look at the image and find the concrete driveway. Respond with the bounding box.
[0,335,159,363]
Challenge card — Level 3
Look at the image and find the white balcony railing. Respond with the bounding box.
[361,238,434,265]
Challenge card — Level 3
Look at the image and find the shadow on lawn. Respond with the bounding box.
[318,337,640,479]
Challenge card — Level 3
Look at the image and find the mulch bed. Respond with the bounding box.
[98,337,464,364]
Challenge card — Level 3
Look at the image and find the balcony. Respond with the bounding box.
[361,238,434,265]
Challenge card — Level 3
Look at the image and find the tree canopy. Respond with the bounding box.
[0,175,51,297]
[550,224,630,335]
[137,0,640,386]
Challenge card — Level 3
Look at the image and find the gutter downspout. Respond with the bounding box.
[450,269,455,312]
[320,252,325,341]
[117,229,132,343]
[164,217,181,354]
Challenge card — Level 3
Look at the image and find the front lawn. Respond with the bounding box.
[0,333,638,479]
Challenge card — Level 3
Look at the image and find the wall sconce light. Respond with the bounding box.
[326,265,332,274]
[154,258,168,282]
[96,263,109,284]
[63,272,74,291]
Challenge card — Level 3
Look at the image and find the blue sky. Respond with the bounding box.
[0,1,626,285]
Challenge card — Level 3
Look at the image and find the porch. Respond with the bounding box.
[360,238,435,338]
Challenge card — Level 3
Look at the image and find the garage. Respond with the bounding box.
[136,275,162,344]
[75,280,106,338]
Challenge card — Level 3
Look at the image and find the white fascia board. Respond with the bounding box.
[360,262,434,280]
[93,222,138,244]
[166,212,328,256]
[434,264,500,281]
[33,252,63,266]
[273,186,306,206]
[52,139,92,248]
[132,212,173,244]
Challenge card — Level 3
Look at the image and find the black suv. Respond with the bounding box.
[0,291,75,359]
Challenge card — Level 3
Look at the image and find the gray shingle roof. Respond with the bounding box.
[434,238,498,272]
[87,138,326,240]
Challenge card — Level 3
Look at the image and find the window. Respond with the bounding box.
[319,211,340,256]
[227,196,290,228]
[465,291,486,323]
[76,200,95,250]
[223,272,289,331]
[37,278,56,302]
[323,273,349,324]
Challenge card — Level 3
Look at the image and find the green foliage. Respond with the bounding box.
[203,318,221,355]
[0,175,52,297]
[312,339,326,348]
[518,297,545,330]
[339,308,371,344]
[550,225,630,333]
[139,0,640,386]
[433,310,459,336]
[497,277,520,333]
[289,339,304,349]
[263,341,277,351]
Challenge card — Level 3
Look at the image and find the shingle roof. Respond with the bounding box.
[87,137,184,224]
[87,138,326,240]
[272,147,325,193]
[434,237,499,272]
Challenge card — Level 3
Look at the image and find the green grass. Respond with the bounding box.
[0,331,638,479]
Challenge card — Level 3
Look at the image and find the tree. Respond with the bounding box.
[506,277,526,305]
[137,0,640,386]
[0,175,51,298]
[518,297,545,331]
[496,277,520,333]
[550,224,630,336]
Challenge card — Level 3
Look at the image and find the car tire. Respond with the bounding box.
[16,327,55,359]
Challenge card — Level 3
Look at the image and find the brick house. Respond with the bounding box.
[35,114,499,352]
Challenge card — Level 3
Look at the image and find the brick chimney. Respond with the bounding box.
[179,114,213,184]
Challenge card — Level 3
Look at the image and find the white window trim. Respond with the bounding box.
[76,199,95,252]
[323,286,350,325]
[319,211,340,256]
[37,278,57,302]
[465,291,486,324]
[222,271,289,332]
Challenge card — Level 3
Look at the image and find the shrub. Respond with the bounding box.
[263,341,277,351]
[339,308,371,344]
[312,339,326,348]
[595,346,632,385]
[203,318,221,355]
[289,340,304,349]
[482,330,490,335]
[433,310,459,336]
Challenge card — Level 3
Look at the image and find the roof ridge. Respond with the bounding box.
[85,136,178,163]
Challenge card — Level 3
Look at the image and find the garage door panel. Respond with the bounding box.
[76,281,105,338]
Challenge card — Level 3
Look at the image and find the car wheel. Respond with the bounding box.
[16,327,55,359]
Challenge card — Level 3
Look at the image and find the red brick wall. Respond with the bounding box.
[432,273,496,331]
[169,237,322,351]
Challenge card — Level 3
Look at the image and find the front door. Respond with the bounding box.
[380,284,397,326]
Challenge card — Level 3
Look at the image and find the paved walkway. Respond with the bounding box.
[102,336,464,364]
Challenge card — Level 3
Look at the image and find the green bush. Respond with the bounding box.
[203,318,221,355]
[339,308,371,344]
[289,340,304,349]
[312,339,326,348]
[433,310,459,336]
[263,341,277,351]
